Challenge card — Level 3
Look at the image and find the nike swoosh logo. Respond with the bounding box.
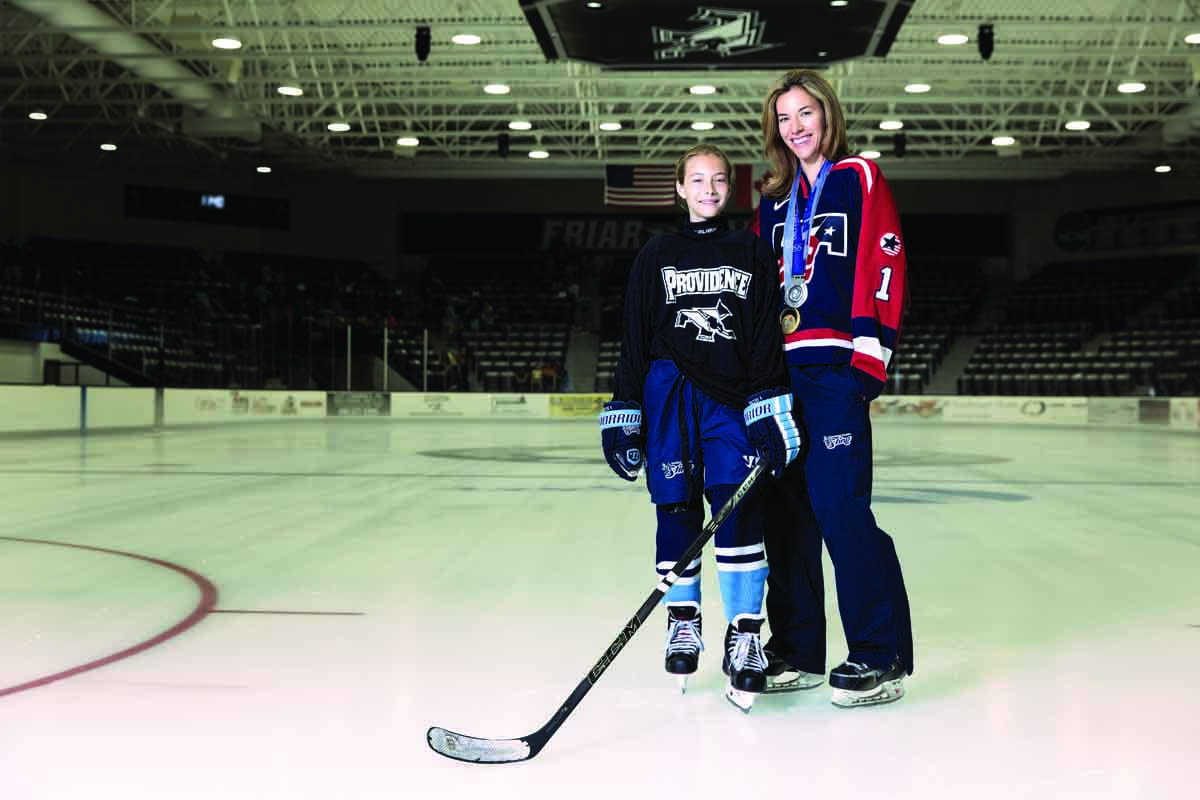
[773,199,788,211]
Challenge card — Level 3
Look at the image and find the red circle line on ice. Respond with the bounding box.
[0,535,218,698]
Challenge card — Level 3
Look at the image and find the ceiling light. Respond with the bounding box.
[256,166,272,174]
[327,122,351,132]
[1154,164,1172,173]
[396,136,419,147]
[904,83,931,94]
[585,2,604,9]
[599,121,622,131]
[691,121,715,131]
[1064,119,1091,131]
[211,37,242,50]
[1117,81,1146,93]
[508,120,532,131]
[830,0,849,6]
[879,119,904,131]
[689,84,717,95]
[28,111,47,120]
[484,83,511,95]
[937,33,969,46]
[451,34,481,46]
[991,135,1016,146]
[529,150,550,159]
[100,143,117,151]
[860,149,881,159]
[1185,33,1200,45]
[277,85,303,97]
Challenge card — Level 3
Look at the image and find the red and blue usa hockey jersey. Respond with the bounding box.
[752,156,908,399]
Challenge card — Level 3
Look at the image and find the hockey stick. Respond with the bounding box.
[427,461,765,764]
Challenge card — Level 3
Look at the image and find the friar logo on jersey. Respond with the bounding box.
[675,298,735,343]
[661,266,752,303]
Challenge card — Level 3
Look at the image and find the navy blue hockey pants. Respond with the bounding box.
[762,363,914,675]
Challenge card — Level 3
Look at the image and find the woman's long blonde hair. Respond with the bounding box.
[760,69,850,199]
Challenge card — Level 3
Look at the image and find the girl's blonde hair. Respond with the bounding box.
[673,142,733,209]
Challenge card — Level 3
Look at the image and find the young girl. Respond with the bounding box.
[599,143,801,712]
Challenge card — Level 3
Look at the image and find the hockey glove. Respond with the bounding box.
[744,388,802,479]
[599,400,645,481]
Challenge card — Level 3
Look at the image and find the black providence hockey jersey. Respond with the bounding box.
[611,218,789,410]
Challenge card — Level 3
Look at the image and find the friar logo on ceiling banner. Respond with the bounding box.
[519,0,914,69]
[651,7,776,61]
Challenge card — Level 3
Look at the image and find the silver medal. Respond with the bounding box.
[785,279,808,308]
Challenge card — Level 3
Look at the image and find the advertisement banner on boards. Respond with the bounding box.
[548,394,607,418]
[328,392,391,416]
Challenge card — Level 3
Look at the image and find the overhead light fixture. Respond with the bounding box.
[1117,81,1146,93]
[977,24,994,60]
[599,121,622,131]
[1154,164,1172,173]
[277,85,303,97]
[28,111,47,120]
[100,143,117,151]
[415,25,431,62]
[451,34,481,46]
[879,119,904,131]
[689,84,717,95]
[508,120,532,131]
[904,83,931,94]
[830,0,849,6]
[256,166,272,174]
[529,150,550,159]
[396,136,419,147]
[992,135,1016,146]
[327,122,351,132]
[211,37,242,50]
[497,132,511,158]
[585,2,605,9]
[484,83,510,95]
[1064,119,1091,131]
[860,149,881,159]
[937,33,969,46]
[1185,32,1200,45]
[691,121,714,131]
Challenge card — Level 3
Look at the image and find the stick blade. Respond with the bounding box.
[426,726,535,764]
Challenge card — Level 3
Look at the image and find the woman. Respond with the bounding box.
[599,143,801,712]
[752,69,915,707]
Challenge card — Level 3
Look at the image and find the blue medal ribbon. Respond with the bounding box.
[781,159,832,308]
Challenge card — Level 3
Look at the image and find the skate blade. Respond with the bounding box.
[764,671,824,694]
[676,675,688,694]
[831,678,904,708]
[724,686,757,714]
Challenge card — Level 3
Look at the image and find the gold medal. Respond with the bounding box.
[779,308,800,335]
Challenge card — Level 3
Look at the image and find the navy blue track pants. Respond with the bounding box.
[762,363,914,675]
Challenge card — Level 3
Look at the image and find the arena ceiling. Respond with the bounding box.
[1,0,1198,181]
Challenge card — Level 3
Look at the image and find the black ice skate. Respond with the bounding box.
[763,648,824,693]
[664,603,703,693]
[721,615,767,713]
[829,657,905,707]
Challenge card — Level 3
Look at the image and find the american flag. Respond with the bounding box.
[603,164,677,208]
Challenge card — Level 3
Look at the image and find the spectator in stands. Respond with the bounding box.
[750,69,914,707]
